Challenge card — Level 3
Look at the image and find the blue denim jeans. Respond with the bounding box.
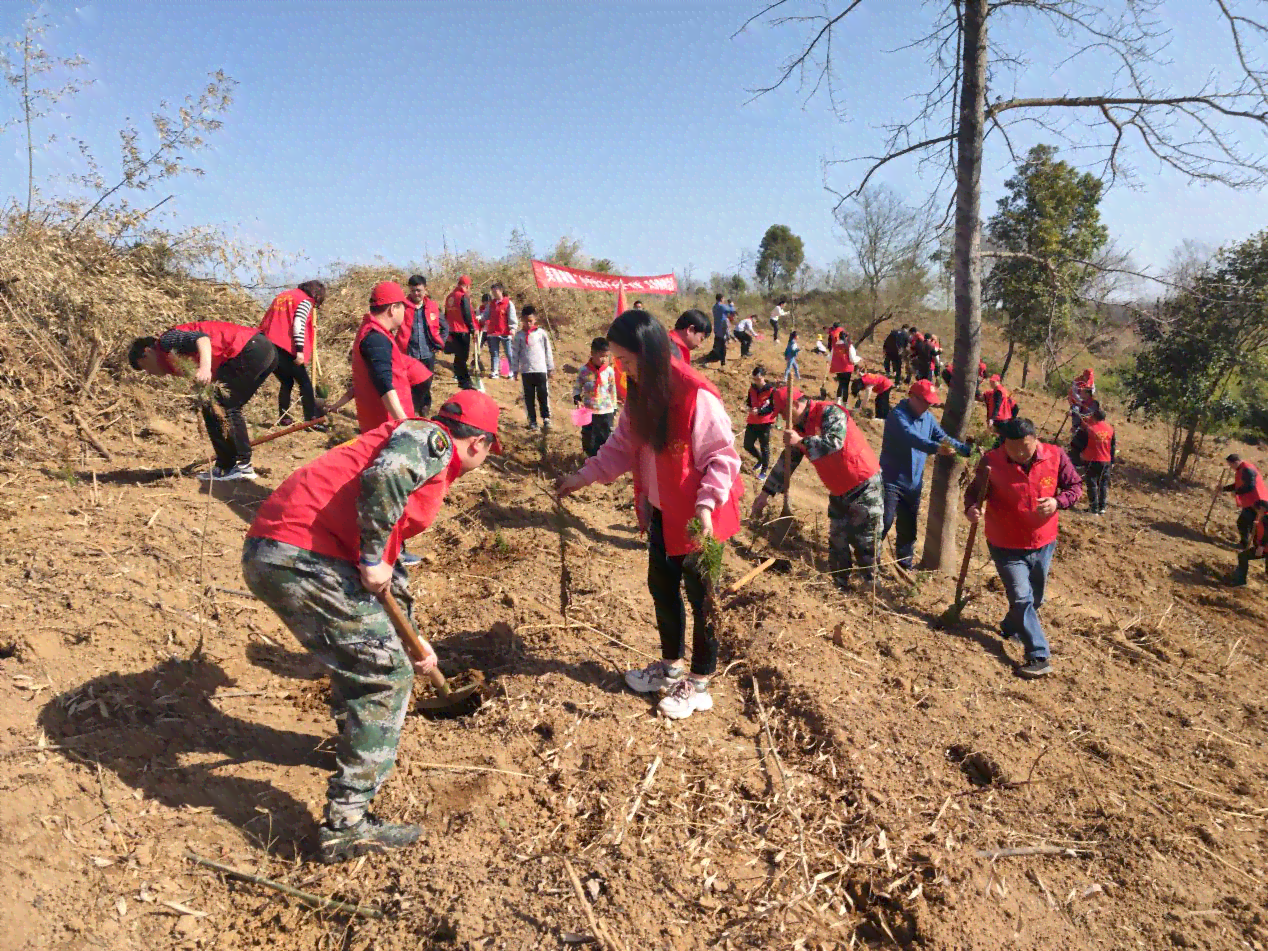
[988,541,1056,661]
[882,483,921,568]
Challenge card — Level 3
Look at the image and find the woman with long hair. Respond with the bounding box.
[557,309,744,720]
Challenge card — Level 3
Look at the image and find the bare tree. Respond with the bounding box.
[740,0,1268,571]
[836,183,933,341]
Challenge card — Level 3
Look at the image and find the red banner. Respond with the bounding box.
[531,260,677,295]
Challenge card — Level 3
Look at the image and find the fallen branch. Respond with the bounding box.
[411,762,537,780]
[975,845,1092,860]
[72,409,113,462]
[562,856,627,951]
[184,851,384,919]
[613,755,661,847]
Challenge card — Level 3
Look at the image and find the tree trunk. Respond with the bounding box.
[1021,355,1030,389]
[921,0,988,573]
[1000,339,1015,380]
[1175,422,1200,480]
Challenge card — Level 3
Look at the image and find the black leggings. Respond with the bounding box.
[835,371,852,400]
[743,423,771,470]
[646,509,718,677]
[205,333,276,468]
[271,345,318,421]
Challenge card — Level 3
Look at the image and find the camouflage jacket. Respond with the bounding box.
[761,402,849,497]
[357,420,455,563]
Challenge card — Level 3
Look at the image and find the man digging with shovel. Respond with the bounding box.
[963,417,1082,679]
[751,386,883,590]
[241,391,501,862]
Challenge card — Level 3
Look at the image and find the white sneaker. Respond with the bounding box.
[197,466,230,481]
[624,659,684,694]
[221,463,258,481]
[658,678,714,719]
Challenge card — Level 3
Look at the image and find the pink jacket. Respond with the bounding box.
[575,390,741,513]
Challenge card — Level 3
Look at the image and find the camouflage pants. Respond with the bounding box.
[827,473,884,584]
[241,536,414,828]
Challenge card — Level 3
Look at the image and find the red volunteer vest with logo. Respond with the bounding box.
[397,297,445,353]
[1082,421,1114,463]
[986,386,1016,422]
[859,372,893,395]
[258,288,316,358]
[981,444,1063,550]
[445,286,471,333]
[829,339,855,374]
[799,401,879,496]
[484,297,510,336]
[630,359,744,556]
[351,315,428,434]
[746,385,777,425]
[1235,462,1268,508]
[247,419,463,566]
[668,330,691,364]
[158,321,258,376]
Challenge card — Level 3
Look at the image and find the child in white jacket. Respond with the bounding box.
[511,305,555,429]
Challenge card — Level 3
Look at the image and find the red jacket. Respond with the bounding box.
[668,329,691,364]
[1082,421,1114,463]
[445,285,472,333]
[157,321,259,376]
[979,443,1064,549]
[746,384,777,425]
[859,372,893,395]
[1234,461,1268,508]
[247,419,463,566]
[630,359,744,556]
[800,401,879,496]
[484,297,510,336]
[351,315,428,434]
[258,288,316,359]
[829,338,855,374]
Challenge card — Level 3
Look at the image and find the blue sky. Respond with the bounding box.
[2,1,1265,286]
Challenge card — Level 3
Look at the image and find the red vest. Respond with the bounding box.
[746,384,777,425]
[484,297,510,336]
[982,444,1062,550]
[396,298,441,352]
[827,327,843,348]
[1082,421,1114,463]
[351,315,425,434]
[630,359,744,556]
[668,330,691,364]
[800,401,879,496]
[829,338,855,374]
[859,372,893,395]
[985,386,1016,422]
[1235,462,1268,508]
[248,419,464,566]
[258,288,316,358]
[445,286,471,332]
[158,321,258,376]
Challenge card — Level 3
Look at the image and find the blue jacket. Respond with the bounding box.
[879,398,969,493]
[712,301,735,339]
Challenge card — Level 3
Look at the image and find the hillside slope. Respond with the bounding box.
[0,324,1265,951]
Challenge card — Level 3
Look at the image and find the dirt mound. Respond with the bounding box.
[0,322,1266,950]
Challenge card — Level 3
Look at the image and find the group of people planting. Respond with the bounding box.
[122,287,1258,864]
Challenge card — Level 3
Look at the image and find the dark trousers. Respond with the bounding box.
[522,372,550,426]
[449,332,473,389]
[1234,547,1268,583]
[874,390,892,419]
[1237,507,1257,548]
[205,333,276,468]
[743,422,772,470]
[835,371,852,400]
[735,331,753,357]
[410,355,436,418]
[271,345,318,421]
[646,509,718,677]
[882,483,921,569]
[1085,461,1111,512]
[884,354,902,380]
[699,337,728,366]
[770,321,780,342]
[581,411,613,457]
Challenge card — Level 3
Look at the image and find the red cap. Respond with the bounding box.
[989,374,1002,384]
[369,281,408,309]
[435,390,502,454]
[909,379,943,405]
[770,385,805,416]
[458,275,471,287]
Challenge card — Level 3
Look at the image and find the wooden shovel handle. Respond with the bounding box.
[249,415,328,448]
[955,464,991,603]
[724,557,778,596]
[781,371,796,516]
[377,588,449,696]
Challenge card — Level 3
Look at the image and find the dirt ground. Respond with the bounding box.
[1,323,1265,951]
